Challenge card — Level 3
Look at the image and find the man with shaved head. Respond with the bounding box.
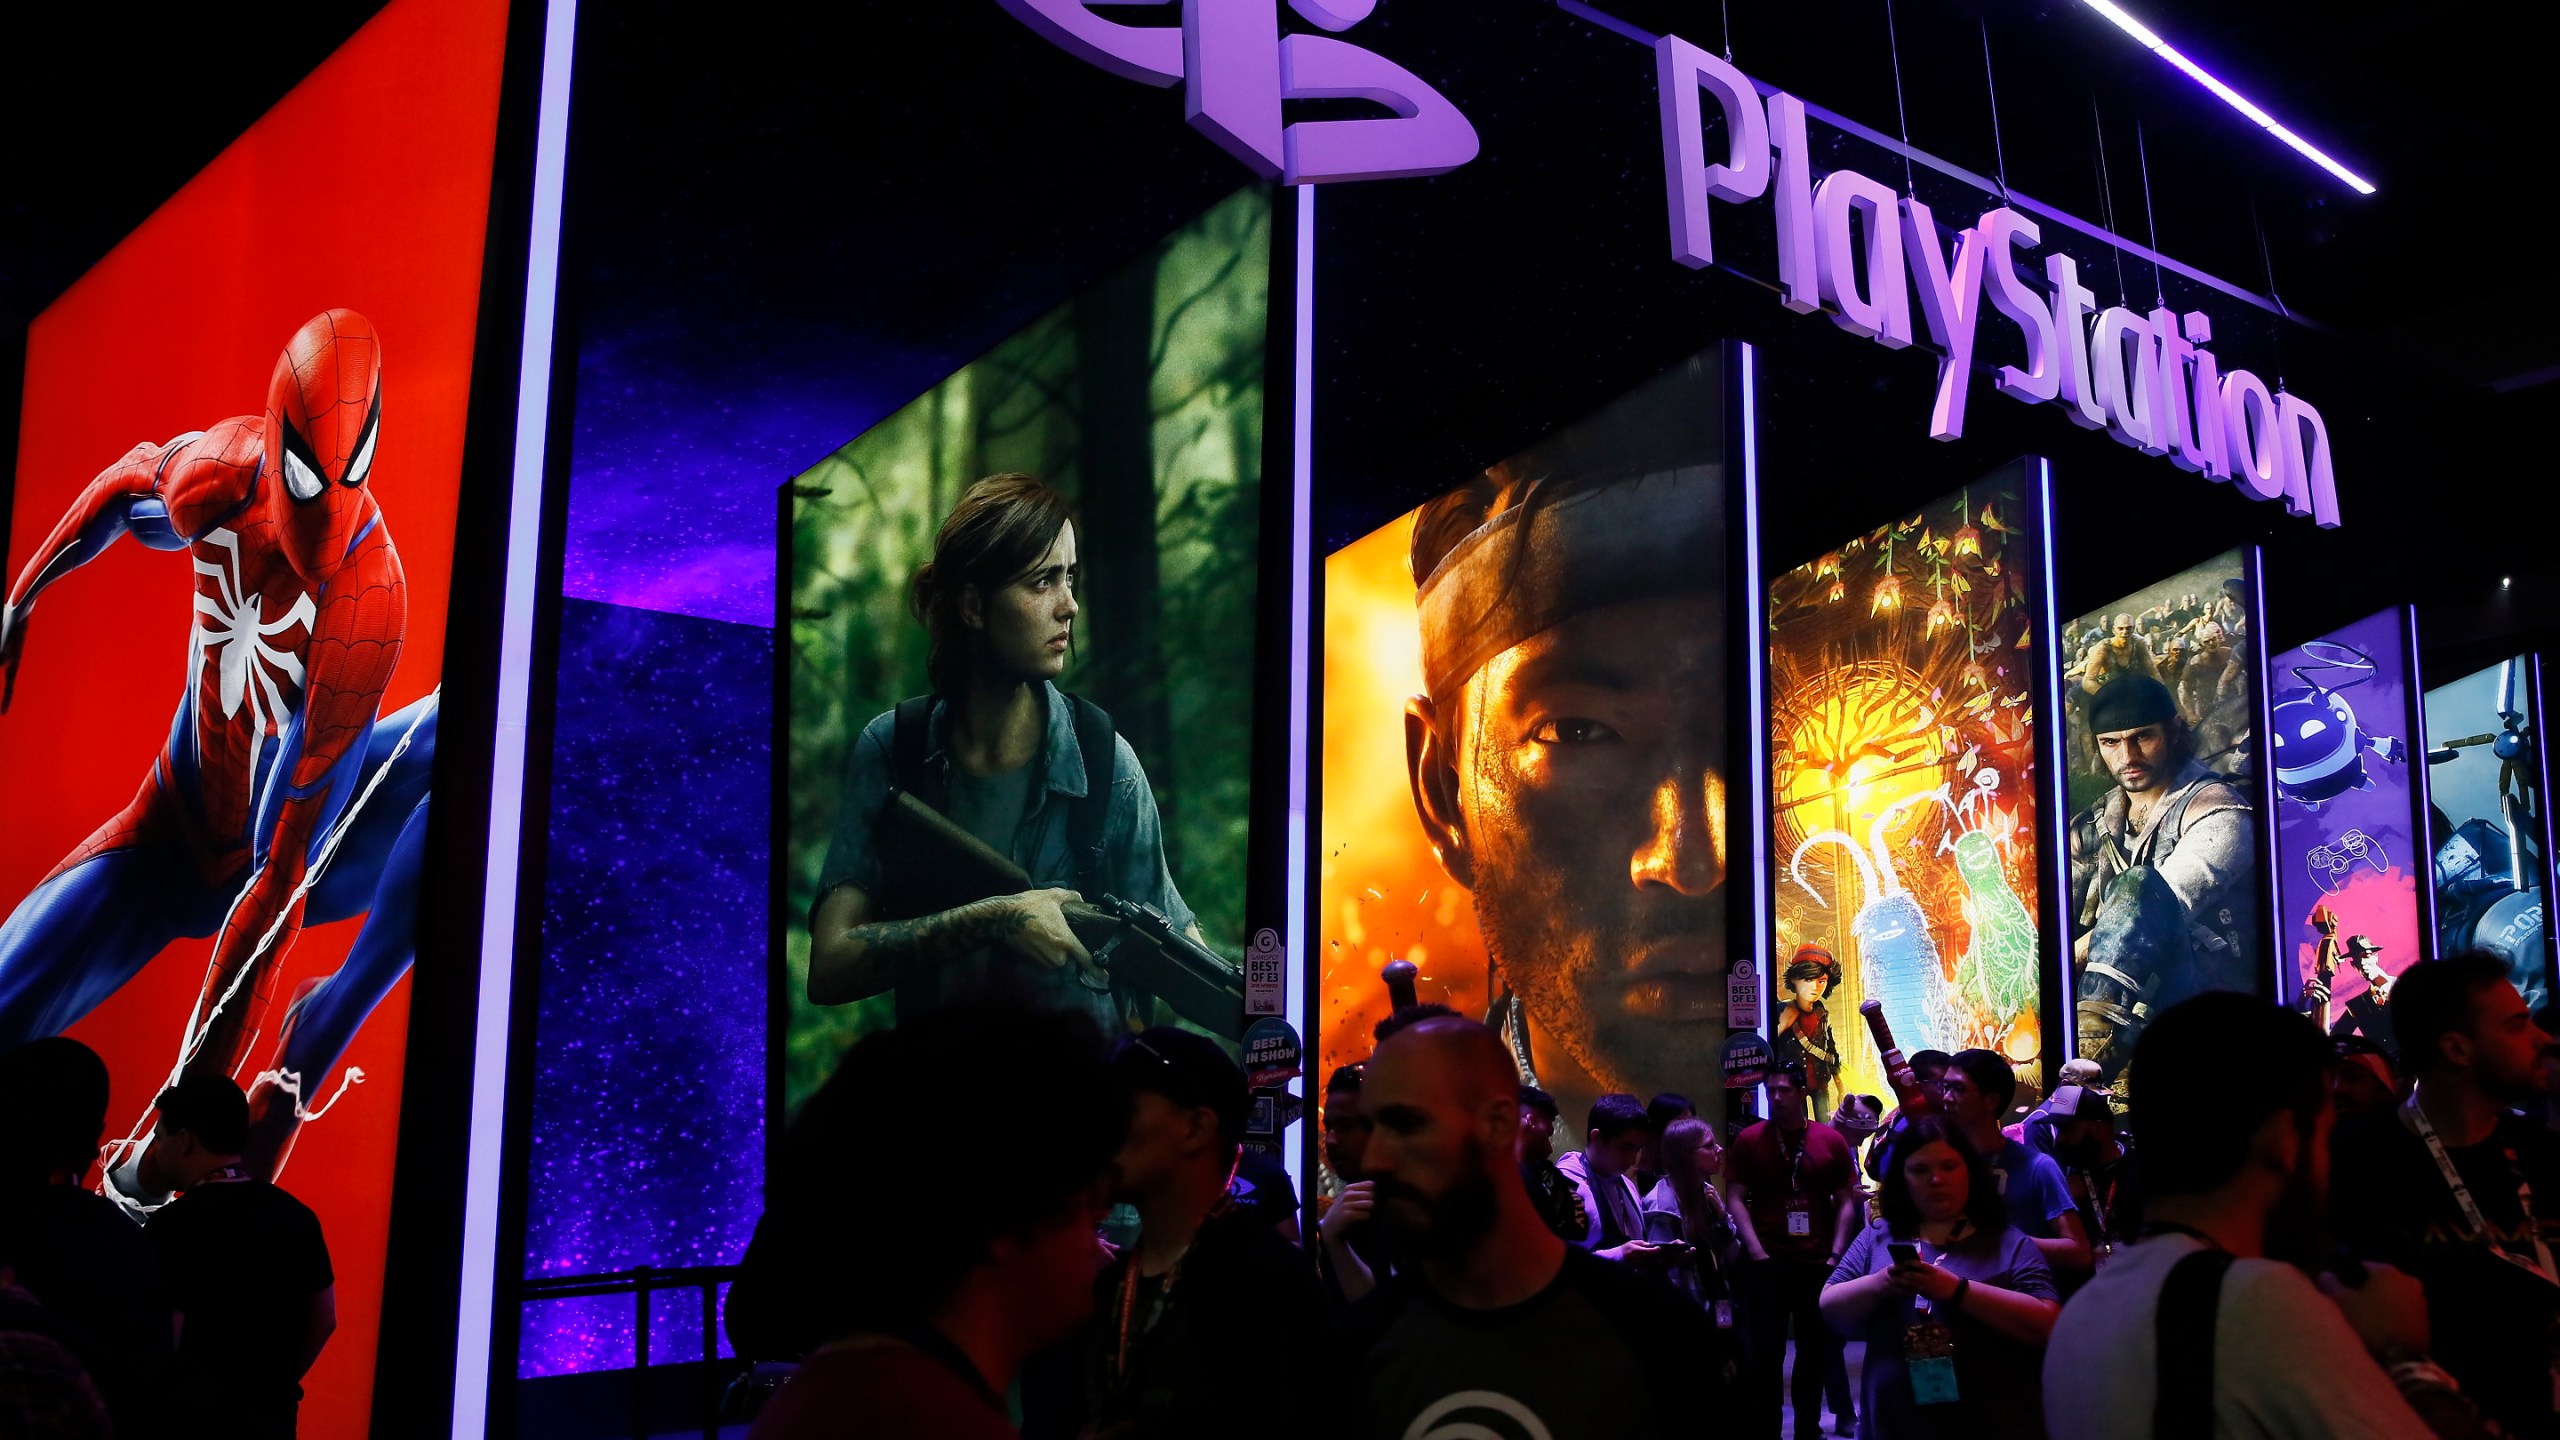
[1335,1016,1719,1437]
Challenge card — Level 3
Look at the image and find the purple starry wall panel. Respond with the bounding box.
[517,597,768,1378]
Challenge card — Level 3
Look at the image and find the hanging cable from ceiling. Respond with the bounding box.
[1883,0,1917,197]
[1979,17,2011,203]
[2136,120,2165,308]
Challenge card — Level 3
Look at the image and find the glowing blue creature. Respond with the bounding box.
[1792,789,1960,1054]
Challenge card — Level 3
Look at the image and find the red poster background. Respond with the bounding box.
[1,1,507,1432]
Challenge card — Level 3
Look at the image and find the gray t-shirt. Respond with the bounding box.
[2041,1234,2433,1440]
[815,685,1195,1032]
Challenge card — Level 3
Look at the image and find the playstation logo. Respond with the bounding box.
[998,0,1478,185]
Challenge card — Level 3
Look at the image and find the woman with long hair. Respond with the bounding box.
[806,473,1195,1032]
[1819,1114,2060,1440]
[1640,1116,1735,1309]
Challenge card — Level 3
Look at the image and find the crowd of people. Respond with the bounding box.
[0,1041,340,1438]
[738,952,2559,1440]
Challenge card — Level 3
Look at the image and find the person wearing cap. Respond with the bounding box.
[1771,947,1844,1119]
[2046,1085,2141,1264]
[2303,921,2401,1052]
[136,1070,336,1440]
[1083,1028,1325,1439]
[1397,381,1734,1138]
[2018,1057,2107,1159]
[2068,672,2257,1078]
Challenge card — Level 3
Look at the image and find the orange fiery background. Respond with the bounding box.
[1318,513,1494,1166]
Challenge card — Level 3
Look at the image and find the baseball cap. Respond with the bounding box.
[1831,1093,1884,1135]
[1114,1028,1249,1145]
[2046,1085,2113,1125]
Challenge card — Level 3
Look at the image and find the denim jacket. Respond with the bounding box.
[817,682,1194,1030]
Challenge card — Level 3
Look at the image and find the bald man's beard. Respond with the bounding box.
[1374,1136,1503,1261]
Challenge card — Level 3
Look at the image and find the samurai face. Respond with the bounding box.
[263,309,384,581]
[1414,593,1731,1102]
[2272,686,2367,808]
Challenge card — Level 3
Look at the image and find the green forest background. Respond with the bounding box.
[784,187,1270,1106]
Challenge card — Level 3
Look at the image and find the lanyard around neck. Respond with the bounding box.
[2401,1089,2558,1289]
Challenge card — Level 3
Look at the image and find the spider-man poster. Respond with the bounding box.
[0,0,508,1432]
[2270,608,2428,1054]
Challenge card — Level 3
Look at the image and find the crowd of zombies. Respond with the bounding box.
[2065,581,2257,780]
[717,952,2557,1440]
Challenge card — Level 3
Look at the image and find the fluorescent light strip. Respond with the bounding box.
[2247,546,2286,999]
[2034,460,2077,1060]
[2404,605,2438,954]
[1738,343,1770,1014]
[1284,184,1314,1204]
[2081,0,2375,195]
[2529,657,2560,986]
[453,0,578,1431]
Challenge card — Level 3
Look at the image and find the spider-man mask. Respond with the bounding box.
[263,309,383,581]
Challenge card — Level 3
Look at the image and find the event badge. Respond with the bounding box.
[1713,1299,1734,1329]
[1786,1209,1812,1238]
[1905,1318,1959,1404]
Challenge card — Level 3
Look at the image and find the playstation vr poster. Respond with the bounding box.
[2425,656,2552,1013]
[1765,465,2046,1118]
[2269,609,2426,1050]
[1318,349,1730,1142]
[2061,550,2264,1084]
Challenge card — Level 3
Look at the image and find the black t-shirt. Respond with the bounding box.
[148,1179,334,1432]
[2330,1111,2560,1440]
[1229,1147,1301,1234]
[1336,1246,1725,1439]
[1086,1205,1329,1440]
[0,1182,177,1436]
[1522,1158,1590,1244]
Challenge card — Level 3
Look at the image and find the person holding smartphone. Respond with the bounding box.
[1640,1118,1732,1310]
[1820,1114,2060,1440]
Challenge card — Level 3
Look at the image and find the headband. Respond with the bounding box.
[1415,465,1723,702]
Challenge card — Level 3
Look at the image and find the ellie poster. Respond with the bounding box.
[1766,465,2047,1117]
[786,189,1269,1104]
[2270,609,2427,1049]
[0,0,507,1431]
[2425,656,2553,1013]
[1319,350,1730,1149]
[2060,549,2266,1084]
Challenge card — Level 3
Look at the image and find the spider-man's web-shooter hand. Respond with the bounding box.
[0,602,27,713]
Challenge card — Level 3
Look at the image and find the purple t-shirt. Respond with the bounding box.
[1827,1219,2056,1440]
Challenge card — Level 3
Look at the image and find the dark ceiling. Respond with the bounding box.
[6,0,2550,383]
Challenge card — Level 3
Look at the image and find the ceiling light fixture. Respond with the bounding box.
[2080,0,2377,195]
